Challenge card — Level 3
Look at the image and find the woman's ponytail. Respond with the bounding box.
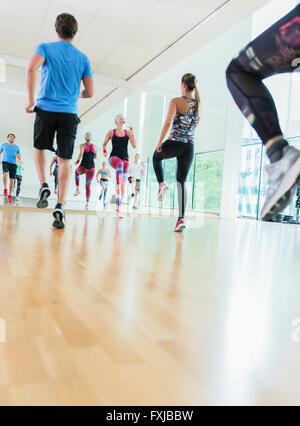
[182,73,200,114]
[194,86,200,114]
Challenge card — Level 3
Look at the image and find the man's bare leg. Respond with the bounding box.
[3,173,8,192]
[35,148,51,208]
[9,178,14,196]
[52,157,71,229]
[57,157,71,205]
[34,148,47,185]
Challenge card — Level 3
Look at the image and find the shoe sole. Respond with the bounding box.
[174,224,185,232]
[158,186,169,202]
[37,188,51,209]
[52,210,65,229]
[261,157,300,220]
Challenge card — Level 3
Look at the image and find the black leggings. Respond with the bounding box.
[53,166,58,191]
[226,4,300,144]
[15,175,22,197]
[153,140,194,218]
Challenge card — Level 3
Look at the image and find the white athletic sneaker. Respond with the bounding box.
[261,146,300,220]
[74,189,80,197]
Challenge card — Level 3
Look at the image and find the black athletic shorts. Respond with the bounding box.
[34,106,81,159]
[2,162,17,179]
[135,179,141,191]
[128,177,141,191]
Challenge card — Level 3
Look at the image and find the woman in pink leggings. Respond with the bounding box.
[74,132,97,210]
[103,114,136,217]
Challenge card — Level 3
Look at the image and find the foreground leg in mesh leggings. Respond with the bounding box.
[226,4,300,220]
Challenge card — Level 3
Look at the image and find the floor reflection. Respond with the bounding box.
[0,196,202,217]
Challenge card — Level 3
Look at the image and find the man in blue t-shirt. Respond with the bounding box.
[0,133,21,205]
[26,13,94,229]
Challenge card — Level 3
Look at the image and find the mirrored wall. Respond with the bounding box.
[2,0,299,222]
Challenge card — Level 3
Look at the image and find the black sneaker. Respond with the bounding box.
[53,203,65,229]
[37,184,51,209]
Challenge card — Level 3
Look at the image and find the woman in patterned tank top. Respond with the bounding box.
[153,73,201,232]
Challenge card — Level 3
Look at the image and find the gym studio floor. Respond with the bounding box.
[0,207,299,406]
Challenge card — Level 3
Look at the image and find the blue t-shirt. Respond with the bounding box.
[34,41,93,114]
[0,143,20,164]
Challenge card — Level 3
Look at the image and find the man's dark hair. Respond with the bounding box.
[55,13,78,39]
[7,133,16,139]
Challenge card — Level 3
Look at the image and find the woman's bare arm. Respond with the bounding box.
[128,126,137,149]
[75,144,84,165]
[103,130,113,157]
[156,99,177,152]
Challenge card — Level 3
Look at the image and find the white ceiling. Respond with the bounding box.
[0,0,270,144]
[0,0,229,73]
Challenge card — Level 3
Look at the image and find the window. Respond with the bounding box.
[238,138,300,220]
[193,151,224,213]
[238,143,262,219]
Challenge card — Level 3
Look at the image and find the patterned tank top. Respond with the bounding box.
[169,97,198,144]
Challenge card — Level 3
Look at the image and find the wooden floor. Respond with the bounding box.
[0,207,299,406]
